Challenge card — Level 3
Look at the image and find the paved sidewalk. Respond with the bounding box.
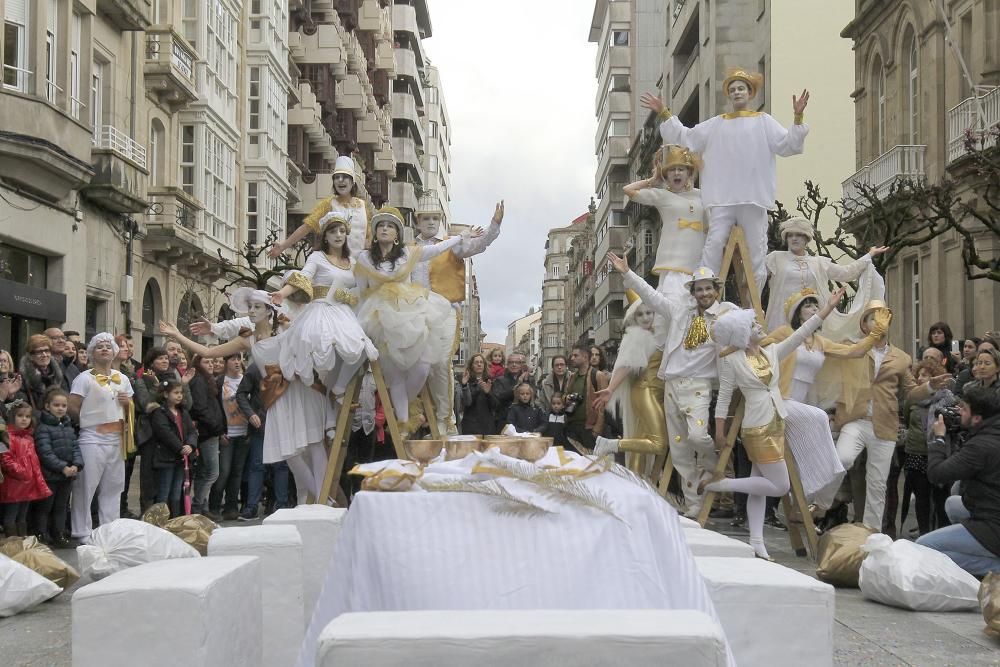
[2,517,998,666]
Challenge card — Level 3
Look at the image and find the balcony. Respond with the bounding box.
[392,3,424,40]
[97,0,152,32]
[947,87,1000,164]
[82,126,149,213]
[841,145,927,212]
[359,0,382,30]
[288,173,335,217]
[391,136,423,183]
[375,39,396,74]
[144,27,198,111]
[394,48,423,87]
[143,188,222,279]
[364,171,389,207]
[335,74,365,114]
[357,112,384,146]
[301,63,337,114]
[335,0,359,31]
[289,24,345,78]
[374,145,395,173]
[287,159,303,207]
[389,180,419,211]
[331,109,358,153]
[288,81,332,151]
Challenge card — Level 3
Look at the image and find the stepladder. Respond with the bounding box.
[695,227,820,559]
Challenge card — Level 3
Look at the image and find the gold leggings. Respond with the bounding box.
[619,352,669,476]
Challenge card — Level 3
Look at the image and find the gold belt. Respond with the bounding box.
[311,286,330,301]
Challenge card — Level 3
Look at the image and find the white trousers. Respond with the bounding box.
[700,204,769,295]
[426,309,460,434]
[71,441,124,538]
[835,419,895,530]
[664,377,717,513]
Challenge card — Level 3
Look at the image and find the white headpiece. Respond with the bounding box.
[415,190,443,217]
[86,332,119,359]
[711,309,758,349]
[779,217,814,242]
[332,155,355,178]
[230,287,275,315]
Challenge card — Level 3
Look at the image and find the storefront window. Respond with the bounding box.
[0,244,48,289]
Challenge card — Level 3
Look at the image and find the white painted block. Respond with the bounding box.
[263,504,347,619]
[683,529,755,558]
[678,515,702,530]
[72,556,262,667]
[696,556,835,667]
[316,610,728,667]
[209,526,304,667]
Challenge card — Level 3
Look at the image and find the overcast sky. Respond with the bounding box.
[423,0,598,344]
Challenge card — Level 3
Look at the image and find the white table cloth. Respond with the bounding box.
[296,465,733,667]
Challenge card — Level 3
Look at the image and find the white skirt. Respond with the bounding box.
[783,399,845,498]
[356,282,454,373]
[278,298,377,384]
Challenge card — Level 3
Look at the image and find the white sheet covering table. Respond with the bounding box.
[296,470,733,667]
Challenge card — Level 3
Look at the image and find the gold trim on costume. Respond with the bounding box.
[656,108,673,122]
[721,110,764,119]
[652,265,696,276]
[354,245,424,290]
[333,288,359,307]
[683,315,709,350]
[677,218,704,231]
[284,271,314,299]
[741,416,785,464]
[311,286,330,301]
[794,113,804,125]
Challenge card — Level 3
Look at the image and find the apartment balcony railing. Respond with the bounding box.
[84,125,149,213]
[93,125,147,169]
[841,144,926,212]
[947,87,1000,163]
[97,0,153,32]
[144,26,198,111]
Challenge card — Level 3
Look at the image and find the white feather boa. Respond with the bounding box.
[610,325,659,438]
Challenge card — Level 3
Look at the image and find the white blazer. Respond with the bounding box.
[716,314,824,429]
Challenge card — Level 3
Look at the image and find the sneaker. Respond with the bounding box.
[764,513,788,531]
[237,509,258,522]
[120,508,138,520]
[730,514,747,528]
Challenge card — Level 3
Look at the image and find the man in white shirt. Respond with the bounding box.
[609,256,736,517]
[640,68,809,295]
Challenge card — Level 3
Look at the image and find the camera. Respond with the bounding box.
[935,404,963,433]
[563,392,584,415]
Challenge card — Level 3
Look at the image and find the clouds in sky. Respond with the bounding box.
[422,0,597,343]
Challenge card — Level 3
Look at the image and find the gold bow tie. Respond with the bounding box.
[334,288,359,307]
[683,314,709,350]
[677,219,704,231]
[94,372,122,387]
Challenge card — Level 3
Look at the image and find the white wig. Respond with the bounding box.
[230,287,275,315]
[711,309,758,350]
[86,332,119,359]
[779,216,813,242]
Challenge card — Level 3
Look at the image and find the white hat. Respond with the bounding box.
[86,332,119,359]
[415,190,443,217]
[371,206,405,239]
[332,155,356,178]
[230,287,275,315]
[683,266,723,289]
[711,309,758,349]
[779,217,813,242]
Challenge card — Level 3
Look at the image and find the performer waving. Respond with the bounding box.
[269,212,377,398]
[354,207,482,425]
[641,68,809,293]
[704,287,845,561]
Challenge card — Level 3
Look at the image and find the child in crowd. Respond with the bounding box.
[0,400,50,537]
[31,388,82,546]
[545,392,570,448]
[487,349,505,380]
[505,383,546,433]
[150,379,198,517]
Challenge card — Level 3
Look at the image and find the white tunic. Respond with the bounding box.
[659,112,808,210]
[626,187,706,277]
[71,370,134,446]
[790,345,826,404]
[411,221,501,292]
[306,196,369,256]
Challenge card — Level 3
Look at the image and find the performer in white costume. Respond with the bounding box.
[354,207,481,425]
[622,145,707,300]
[269,212,378,397]
[269,155,370,258]
[161,289,336,503]
[410,193,504,435]
[704,288,845,560]
[764,216,887,340]
[609,254,736,517]
[641,68,809,293]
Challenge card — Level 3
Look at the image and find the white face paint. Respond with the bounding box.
[728,80,750,109]
[785,232,810,254]
[92,341,115,363]
[248,301,272,325]
[749,321,766,344]
[324,223,347,250]
[416,213,441,239]
[665,166,692,193]
[333,174,353,197]
[635,305,655,331]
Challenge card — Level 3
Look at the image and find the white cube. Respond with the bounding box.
[263,504,347,618]
[316,609,728,667]
[209,526,304,667]
[678,515,702,530]
[696,556,835,667]
[72,556,262,667]
[683,529,755,558]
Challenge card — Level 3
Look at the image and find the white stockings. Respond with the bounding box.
[705,460,790,559]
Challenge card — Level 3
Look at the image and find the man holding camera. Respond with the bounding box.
[562,344,609,453]
[914,387,1000,575]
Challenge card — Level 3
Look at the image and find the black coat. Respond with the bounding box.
[505,402,547,434]
[927,413,1000,557]
[19,355,64,413]
[188,373,226,442]
[236,364,266,432]
[460,380,497,436]
[33,411,84,482]
[150,405,199,469]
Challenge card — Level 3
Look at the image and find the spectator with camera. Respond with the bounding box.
[561,343,610,454]
[916,387,1000,576]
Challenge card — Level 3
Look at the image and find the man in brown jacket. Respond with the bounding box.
[563,344,610,453]
[835,300,948,529]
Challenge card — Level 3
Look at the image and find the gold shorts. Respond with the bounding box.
[741,416,785,464]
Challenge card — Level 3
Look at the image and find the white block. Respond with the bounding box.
[72,556,262,667]
[263,504,347,619]
[683,529,755,558]
[678,515,702,530]
[316,610,728,667]
[696,556,835,667]
[209,526,305,667]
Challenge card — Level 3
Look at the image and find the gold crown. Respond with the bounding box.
[723,67,764,98]
[784,288,818,320]
[372,206,405,229]
[320,212,352,236]
[625,289,640,305]
[658,145,703,173]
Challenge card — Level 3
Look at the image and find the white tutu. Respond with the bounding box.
[254,334,337,464]
[783,399,845,497]
[356,282,454,373]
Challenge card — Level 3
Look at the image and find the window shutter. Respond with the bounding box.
[5,0,27,24]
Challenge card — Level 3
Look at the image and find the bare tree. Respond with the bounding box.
[213,229,311,295]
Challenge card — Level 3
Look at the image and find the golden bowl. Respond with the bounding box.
[517,437,553,462]
[404,439,443,465]
[484,437,521,458]
[444,438,484,460]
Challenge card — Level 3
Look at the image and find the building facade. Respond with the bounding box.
[841,0,1000,356]
[539,213,587,373]
[505,307,541,361]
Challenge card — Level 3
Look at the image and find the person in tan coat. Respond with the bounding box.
[834,300,950,530]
